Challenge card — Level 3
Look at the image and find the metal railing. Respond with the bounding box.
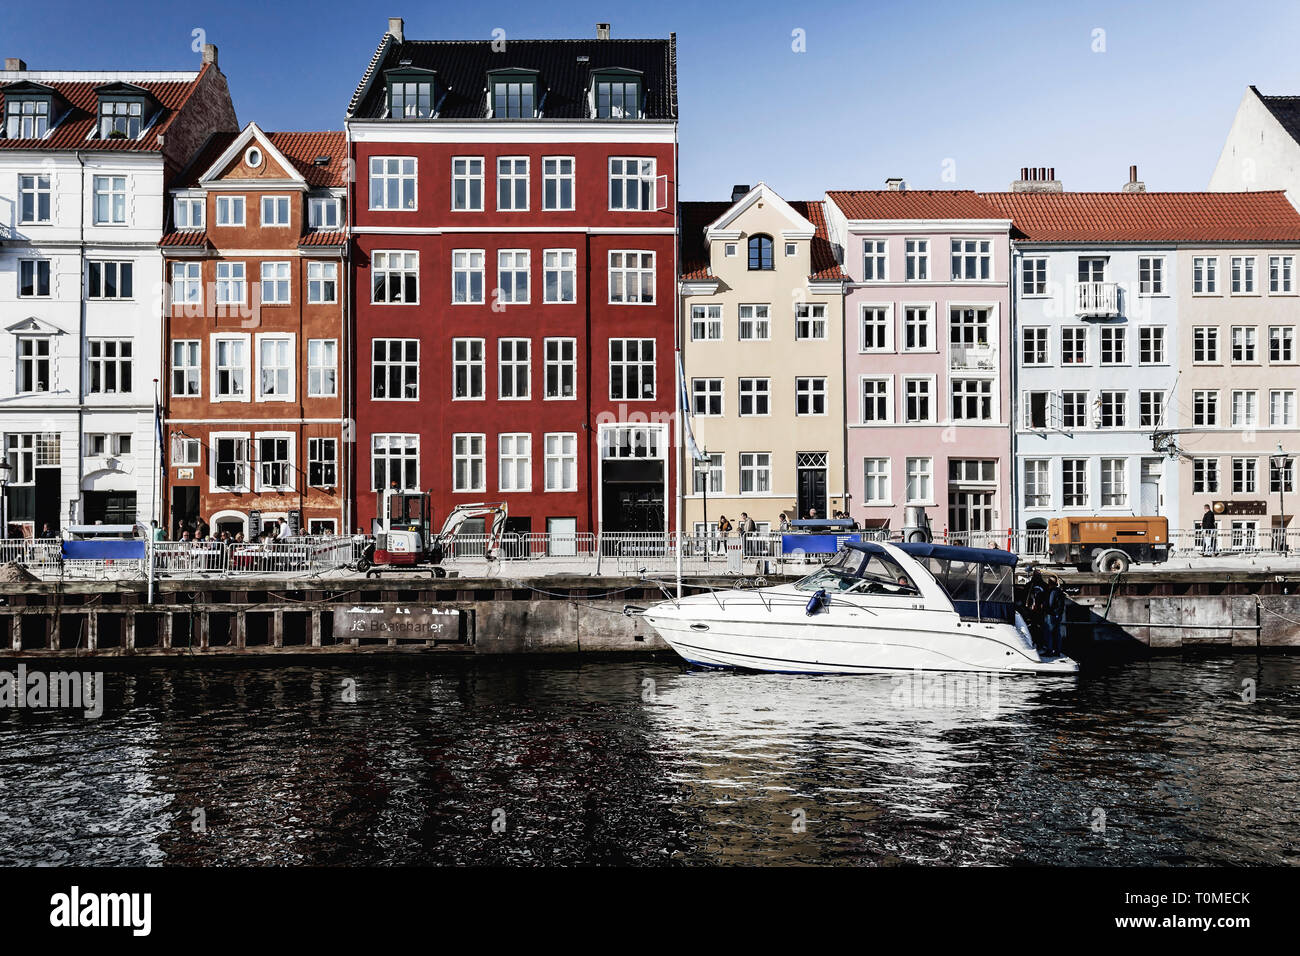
[1076,281,1120,317]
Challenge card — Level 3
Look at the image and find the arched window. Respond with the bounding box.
[748,234,774,270]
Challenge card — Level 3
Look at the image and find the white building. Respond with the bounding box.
[1210,86,1300,208]
[0,50,236,534]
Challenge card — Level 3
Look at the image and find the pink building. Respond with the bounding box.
[824,188,1013,541]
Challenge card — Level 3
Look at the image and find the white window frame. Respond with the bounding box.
[211,334,251,403]
[498,337,532,400]
[608,250,655,305]
[452,249,485,304]
[498,433,532,492]
[171,339,201,398]
[542,156,575,211]
[260,195,291,227]
[214,195,245,227]
[255,333,295,402]
[738,303,771,341]
[307,261,337,304]
[451,157,484,211]
[738,377,771,417]
[691,303,723,341]
[215,261,246,306]
[453,433,487,493]
[255,432,295,492]
[544,433,578,492]
[544,337,577,401]
[371,433,420,492]
[609,338,656,401]
[453,337,485,401]
[260,261,291,305]
[371,250,419,305]
[543,248,577,303]
[496,156,529,211]
[859,303,894,353]
[608,156,656,211]
[307,338,337,398]
[371,338,420,402]
[369,156,418,211]
[859,376,893,424]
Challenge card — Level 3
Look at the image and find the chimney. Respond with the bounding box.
[388,17,404,42]
[201,44,218,68]
[1011,165,1063,193]
[4,58,26,71]
[597,23,611,40]
[1122,163,1146,193]
[730,184,751,203]
[885,177,906,191]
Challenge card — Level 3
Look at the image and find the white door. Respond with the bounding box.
[547,517,577,557]
[1140,458,1162,514]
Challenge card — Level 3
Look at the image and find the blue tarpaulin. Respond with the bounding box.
[61,540,146,560]
[781,533,866,555]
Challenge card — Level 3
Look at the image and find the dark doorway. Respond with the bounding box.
[34,468,61,533]
[84,490,137,525]
[797,465,827,519]
[602,459,665,532]
[171,486,199,534]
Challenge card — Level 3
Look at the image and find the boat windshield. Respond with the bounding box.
[907,555,1016,621]
[794,547,919,596]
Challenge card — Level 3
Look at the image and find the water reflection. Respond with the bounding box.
[0,657,1296,865]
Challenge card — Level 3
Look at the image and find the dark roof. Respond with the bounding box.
[848,540,1018,568]
[827,189,1008,221]
[979,190,1300,242]
[1253,86,1300,145]
[0,69,208,152]
[679,198,846,282]
[174,129,347,188]
[348,37,677,120]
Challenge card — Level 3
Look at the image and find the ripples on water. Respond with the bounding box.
[0,656,1297,866]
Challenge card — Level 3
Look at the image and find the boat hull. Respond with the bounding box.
[643,591,1078,675]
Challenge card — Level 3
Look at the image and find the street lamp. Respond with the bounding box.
[1273,442,1289,554]
[0,459,9,540]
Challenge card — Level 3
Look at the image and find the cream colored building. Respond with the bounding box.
[678,184,847,536]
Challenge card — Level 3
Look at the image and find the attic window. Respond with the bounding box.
[4,97,50,139]
[386,68,438,119]
[99,99,144,139]
[245,146,263,168]
[489,71,538,118]
[593,71,642,119]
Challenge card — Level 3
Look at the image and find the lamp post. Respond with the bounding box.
[1273,442,1289,554]
[0,459,10,540]
[701,446,709,563]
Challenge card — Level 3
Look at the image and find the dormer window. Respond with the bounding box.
[385,68,438,118]
[5,97,50,138]
[591,70,642,119]
[99,100,143,139]
[748,235,774,271]
[488,70,539,118]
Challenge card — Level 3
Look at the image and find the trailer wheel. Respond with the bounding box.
[432,566,447,578]
[355,556,371,572]
[1099,550,1130,574]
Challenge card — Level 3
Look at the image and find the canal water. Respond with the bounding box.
[0,656,1297,866]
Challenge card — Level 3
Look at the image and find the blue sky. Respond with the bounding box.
[8,0,1300,199]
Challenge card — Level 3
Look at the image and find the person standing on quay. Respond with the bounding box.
[1201,504,1217,555]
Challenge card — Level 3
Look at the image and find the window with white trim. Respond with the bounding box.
[1269,325,1294,363]
[544,249,576,303]
[1193,390,1219,427]
[1022,258,1047,295]
[738,377,770,416]
[1270,389,1296,427]
[497,249,530,303]
[372,250,419,303]
[1233,457,1257,494]
[1231,326,1257,362]
[372,434,419,491]
[499,338,531,399]
[307,339,336,397]
[1231,389,1259,427]
[543,157,575,210]
[608,251,654,304]
[453,433,486,492]
[257,336,293,400]
[1062,391,1088,430]
[1193,457,1219,494]
[1022,327,1048,365]
[862,458,890,504]
[1194,326,1219,362]
[738,303,770,341]
[693,378,723,416]
[796,377,827,416]
[307,261,337,304]
[260,261,291,304]
[903,306,930,351]
[1193,256,1218,294]
[371,338,419,400]
[544,338,576,399]
[1139,390,1166,427]
[1100,458,1127,507]
[87,339,132,394]
[172,262,201,306]
[452,157,483,211]
[18,258,50,298]
[216,262,245,305]
[609,339,655,400]
[257,436,292,490]
[1023,459,1049,509]
[215,195,244,226]
[87,260,132,299]
[1063,459,1088,507]
[1231,256,1256,293]
[860,306,890,351]
[19,174,51,224]
[906,457,933,503]
[545,433,578,491]
[308,437,337,487]
[796,303,826,340]
[862,240,886,281]
[691,304,723,341]
[452,249,485,304]
[93,176,126,224]
[1061,327,1087,365]
[861,377,890,423]
[369,156,417,210]
[1271,456,1295,493]
[496,157,529,210]
[308,197,339,229]
[1100,326,1125,365]
[951,378,994,421]
[1139,326,1165,364]
[498,433,532,492]
[260,195,290,227]
[740,452,772,494]
[905,239,929,280]
[693,452,724,495]
[609,157,655,210]
[453,338,485,399]
[903,377,931,423]
[951,238,991,280]
[213,338,248,399]
[214,436,249,490]
[171,340,200,397]
[1270,255,1294,293]
[1138,257,1164,294]
[1098,390,1126,428]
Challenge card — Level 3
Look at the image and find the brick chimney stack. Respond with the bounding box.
[1011,166,1063,193]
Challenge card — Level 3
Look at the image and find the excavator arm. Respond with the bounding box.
[436,502,510,558]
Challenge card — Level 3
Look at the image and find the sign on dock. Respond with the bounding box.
[333,606,462,642]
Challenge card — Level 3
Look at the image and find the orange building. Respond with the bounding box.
[160,123,350,537]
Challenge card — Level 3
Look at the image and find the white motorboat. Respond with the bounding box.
[643,540,1078,675]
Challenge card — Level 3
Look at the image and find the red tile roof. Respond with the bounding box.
[299,230,347,247]
[174,129,347,187]
[979,191,1300,242]
[159,230,210,248]
[0,69,208,153]
[827,189,1007,221]
[679,199,846,282]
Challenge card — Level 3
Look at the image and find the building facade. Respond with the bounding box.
[161,124,349,538]
[346,20,679,538]
[679,185,847,535]
[0,49,237,535]
[982,186,1300,538]
[824,188,1014,540]
[1210,86,1300,207]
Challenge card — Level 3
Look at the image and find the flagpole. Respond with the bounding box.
[674,346,684,600]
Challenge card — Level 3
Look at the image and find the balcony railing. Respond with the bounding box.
[949,343,997,370]
[1076,281,1120,318]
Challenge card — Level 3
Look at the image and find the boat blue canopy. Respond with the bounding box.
[846,539,1018,568]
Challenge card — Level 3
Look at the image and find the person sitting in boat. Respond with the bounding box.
[889,573,916,594]
[1022,569,1048,649]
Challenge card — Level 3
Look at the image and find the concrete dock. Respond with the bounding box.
[1,569,1299,659]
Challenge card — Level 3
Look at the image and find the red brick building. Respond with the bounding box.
[345,19,679,539]
[161,124,350,537]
